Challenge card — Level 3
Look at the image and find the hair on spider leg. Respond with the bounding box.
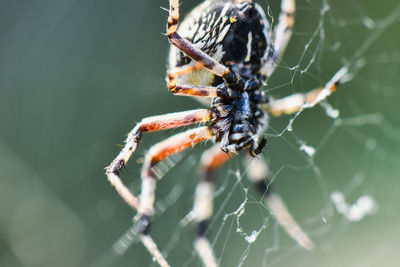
[160,6,169,13]
[121,163,129,174]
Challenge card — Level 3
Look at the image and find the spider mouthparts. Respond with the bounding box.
[250,137,267,156]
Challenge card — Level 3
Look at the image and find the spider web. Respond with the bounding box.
[0,0,399,267]
[102,1,400,266]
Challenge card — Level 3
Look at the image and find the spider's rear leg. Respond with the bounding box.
[264,67,347,116]
[245,156,314,250]
[193,145,232,267]
[167,0,241,86]
[135,126,213,266]
[106,109,211,210]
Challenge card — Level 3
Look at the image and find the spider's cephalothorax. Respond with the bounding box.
[169,0,272,155]
[209,87,268,155]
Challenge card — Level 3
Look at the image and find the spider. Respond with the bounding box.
[106,0,347,266]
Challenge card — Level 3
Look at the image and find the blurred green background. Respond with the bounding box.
[0,0,399,266]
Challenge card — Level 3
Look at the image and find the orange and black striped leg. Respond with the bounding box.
[170,84,238,98]
[135,127,213,267]
[245,155,314,250]
[106,109,211,210]
[264,67,348,116]
[167,62,204,89]
[261,0,295,77]
[167,0,240,86]
[167,63,236,98]
[193,145,232,267]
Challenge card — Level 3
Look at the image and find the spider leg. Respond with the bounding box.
[138,126,213,216]
[167,63,236,98]
[261,0,295,77]
[245,155,314,250]
[106,109,211,210]
[264,66,347,116]
[193,144,232,267]
[167,62,204,90]
[167,0,240,86]
[169,84,235,98]
[134,126,213,267]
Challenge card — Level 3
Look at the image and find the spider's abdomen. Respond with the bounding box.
[169,0,271,86]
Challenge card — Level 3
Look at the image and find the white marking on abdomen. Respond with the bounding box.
[245,31,253,62]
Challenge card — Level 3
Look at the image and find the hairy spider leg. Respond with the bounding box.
[106,109,211,210]
[167,62,203,92]
[135,126,213,266]
[139,234,170,267]
[193,144,232,267]
[265,66,347,116]
[138,126,213,217]
[167,0,241,87]
[245,156,314,250]
[261,0,296,77]
[167,63,237,98]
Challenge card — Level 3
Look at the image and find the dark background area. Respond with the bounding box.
[0,0,399,266]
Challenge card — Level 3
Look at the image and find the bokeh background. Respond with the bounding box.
[0,0,399,266]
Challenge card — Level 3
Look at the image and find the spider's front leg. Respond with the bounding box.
[167,0,241,87]
[245,156,314,250]
[106,109,211,210]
